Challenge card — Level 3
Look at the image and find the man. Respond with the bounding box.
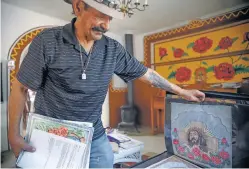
[8,0,205,168]
[187,127,207,152]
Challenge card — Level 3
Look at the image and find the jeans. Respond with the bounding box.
[89,133,114,168]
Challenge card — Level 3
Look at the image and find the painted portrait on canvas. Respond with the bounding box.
[170,103,232,168]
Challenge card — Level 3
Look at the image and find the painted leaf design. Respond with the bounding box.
[202,61,208,66]
[187,42,195,49]
[214,46,220,51]
[242,57,249,61]
[168,65,173,70]
[168,71,176,79]
[183,52,189,56]
[232,37,239,43]
[172,47,176,51]
[226,159,231,166]
[242,40,247,44]
[234,65,249,75]
[206,66,214,72]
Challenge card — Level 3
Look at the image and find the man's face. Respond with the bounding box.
[189,130,199,144]
[73,1,112,40]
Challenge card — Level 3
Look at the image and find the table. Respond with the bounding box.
[107,130,144,164]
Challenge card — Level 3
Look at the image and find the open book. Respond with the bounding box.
[16,113,94,169]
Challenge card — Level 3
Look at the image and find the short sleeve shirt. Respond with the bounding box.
[17,18,148,139]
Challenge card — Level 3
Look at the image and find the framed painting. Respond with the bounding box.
[165,92,249,168]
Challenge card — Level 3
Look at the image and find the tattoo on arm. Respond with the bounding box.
[147,69,173,92]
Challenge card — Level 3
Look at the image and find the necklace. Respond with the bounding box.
[79,43,94,80]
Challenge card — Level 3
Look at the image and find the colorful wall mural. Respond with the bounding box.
[153,20,249,89]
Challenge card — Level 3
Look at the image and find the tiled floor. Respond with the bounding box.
[130,134,165,155]
[118,126,166,155]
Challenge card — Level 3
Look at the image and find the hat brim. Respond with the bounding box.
[64,0,124,19]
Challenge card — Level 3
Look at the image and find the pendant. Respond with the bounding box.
[82,73,86,80]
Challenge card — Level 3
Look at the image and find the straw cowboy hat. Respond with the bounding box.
[64,0,124,19]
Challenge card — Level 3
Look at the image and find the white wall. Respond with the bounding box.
[102,31,126,127]
[106,32,127,89]
[1,2,123,150]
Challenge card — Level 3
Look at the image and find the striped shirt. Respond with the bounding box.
[17,18,148,140]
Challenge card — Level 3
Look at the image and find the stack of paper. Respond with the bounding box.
[16,113,94,169]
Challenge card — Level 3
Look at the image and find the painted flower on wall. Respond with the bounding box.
[205,62,249,81]
[214,63,235,80]
[168,67,192,83]
[187,37,213,53]
[175,67,192,82]
[242,32,249,44]
[214,36,238,51]
[159,47,168,60]
[172,47,188,58]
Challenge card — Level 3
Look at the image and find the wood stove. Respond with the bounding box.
[117,34,139,132]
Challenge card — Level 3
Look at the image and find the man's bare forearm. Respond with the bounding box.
[139,68,184,95]
[8,78,28,138]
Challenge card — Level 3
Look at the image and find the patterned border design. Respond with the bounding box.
[8,27,51,90]
[143,7,249,67]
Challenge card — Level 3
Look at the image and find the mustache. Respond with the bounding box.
[92,26,108,33]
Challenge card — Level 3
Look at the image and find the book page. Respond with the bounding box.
[17,129,86,169]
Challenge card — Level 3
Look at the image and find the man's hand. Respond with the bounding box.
[9,135,36,158]
[8,78,36,158]
[179,89,205,102]
[139,68,205,102]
